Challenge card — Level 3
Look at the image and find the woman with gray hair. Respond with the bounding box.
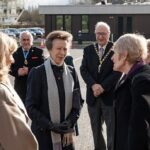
[145,39,150,64]
[0,32,38,150]
[111,33,150,150]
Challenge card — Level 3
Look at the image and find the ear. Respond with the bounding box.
[121,51,128,61]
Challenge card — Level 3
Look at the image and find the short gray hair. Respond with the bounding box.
[114,33,147,64]
[19,31,33,45]
[95,21,111,34]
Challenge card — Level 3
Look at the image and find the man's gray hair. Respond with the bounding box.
[19,31,33,45]
[95,21,111,33]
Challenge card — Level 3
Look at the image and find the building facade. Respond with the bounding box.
[39,4,150,41]
[0,0,24,25]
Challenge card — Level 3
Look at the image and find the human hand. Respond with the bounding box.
[49,122,74,134]
[60,120,72,129]
[23,66,29,75]
[18,68,26,76]
[62,133,74,147]
[92,84,101,97]
[92,84,104,97]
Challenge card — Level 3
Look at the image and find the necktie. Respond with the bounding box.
[99,47,104,59]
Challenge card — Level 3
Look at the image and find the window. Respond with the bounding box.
[118,17,124,37]
[65,15,71,33]
[126,17,132,33]
[56,15,63,30]
[81,15,89,33]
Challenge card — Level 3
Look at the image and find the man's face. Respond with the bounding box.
[50,39,69,65]
[20,33,32,50]
[95,26,110,47]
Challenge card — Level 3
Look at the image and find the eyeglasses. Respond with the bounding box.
[95,32,108,36]
[22,39,30,41]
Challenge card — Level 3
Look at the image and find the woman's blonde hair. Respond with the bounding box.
[0,32,18,82]
[114,33,147,64]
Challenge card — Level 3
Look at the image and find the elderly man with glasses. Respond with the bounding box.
[10,31,44,104]
[80,21,121,150]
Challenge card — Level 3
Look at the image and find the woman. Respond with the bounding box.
[145,39,150,64]
[0,32,38,150]
[26,30,83,150]
[111,33,150,150]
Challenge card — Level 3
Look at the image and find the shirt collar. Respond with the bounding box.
[98,44,106,50]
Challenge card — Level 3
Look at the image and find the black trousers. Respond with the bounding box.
[88,98,114,150]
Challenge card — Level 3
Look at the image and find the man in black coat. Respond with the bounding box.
[10,31,44,104]
[80,21,121,150]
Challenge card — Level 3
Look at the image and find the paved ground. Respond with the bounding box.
[44,48,94,149]
[70,49,94,149]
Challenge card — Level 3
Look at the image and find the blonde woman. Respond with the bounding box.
[0,32,38,150]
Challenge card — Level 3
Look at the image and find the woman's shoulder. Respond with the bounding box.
[0,83,11,104]
[30,64,45,75]
[132,65,150,89]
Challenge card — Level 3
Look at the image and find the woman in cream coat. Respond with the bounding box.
[0,32,38,150]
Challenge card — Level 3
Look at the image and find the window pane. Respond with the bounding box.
[65,15,71,33]
[82,15,89,33]
[56,15,63,30]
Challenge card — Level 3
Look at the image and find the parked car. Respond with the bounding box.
[27,28,43,38]
[0,29,16,39]
[6,28,20,38]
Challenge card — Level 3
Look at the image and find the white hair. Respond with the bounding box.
[114,33,147,64]
[95,21,111,33]
[19,31,33,45]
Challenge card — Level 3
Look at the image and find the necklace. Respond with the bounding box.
[23,50,29,65]
[94,43,112,73]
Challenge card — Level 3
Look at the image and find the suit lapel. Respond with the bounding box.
[103,42,113,56]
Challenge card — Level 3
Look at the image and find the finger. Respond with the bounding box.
[69,134,73,144]
[66,133,73,145]
[62,134,67,147]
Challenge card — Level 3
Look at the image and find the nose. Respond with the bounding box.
[10,55,15,64]
[61,48,67,55]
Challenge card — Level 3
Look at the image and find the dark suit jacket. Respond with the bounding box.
[10,46,44,103]
[25,64,83,150]
[80,42,121,106]
[114,65,150,150]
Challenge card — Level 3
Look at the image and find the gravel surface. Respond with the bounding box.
[71,49,94,149]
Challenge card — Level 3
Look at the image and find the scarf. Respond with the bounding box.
[44,57,74,150]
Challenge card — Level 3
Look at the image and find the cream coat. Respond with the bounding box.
[0,81,38,150]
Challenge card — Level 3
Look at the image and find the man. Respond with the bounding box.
[10,31,44,104]
[80,21,121,150]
